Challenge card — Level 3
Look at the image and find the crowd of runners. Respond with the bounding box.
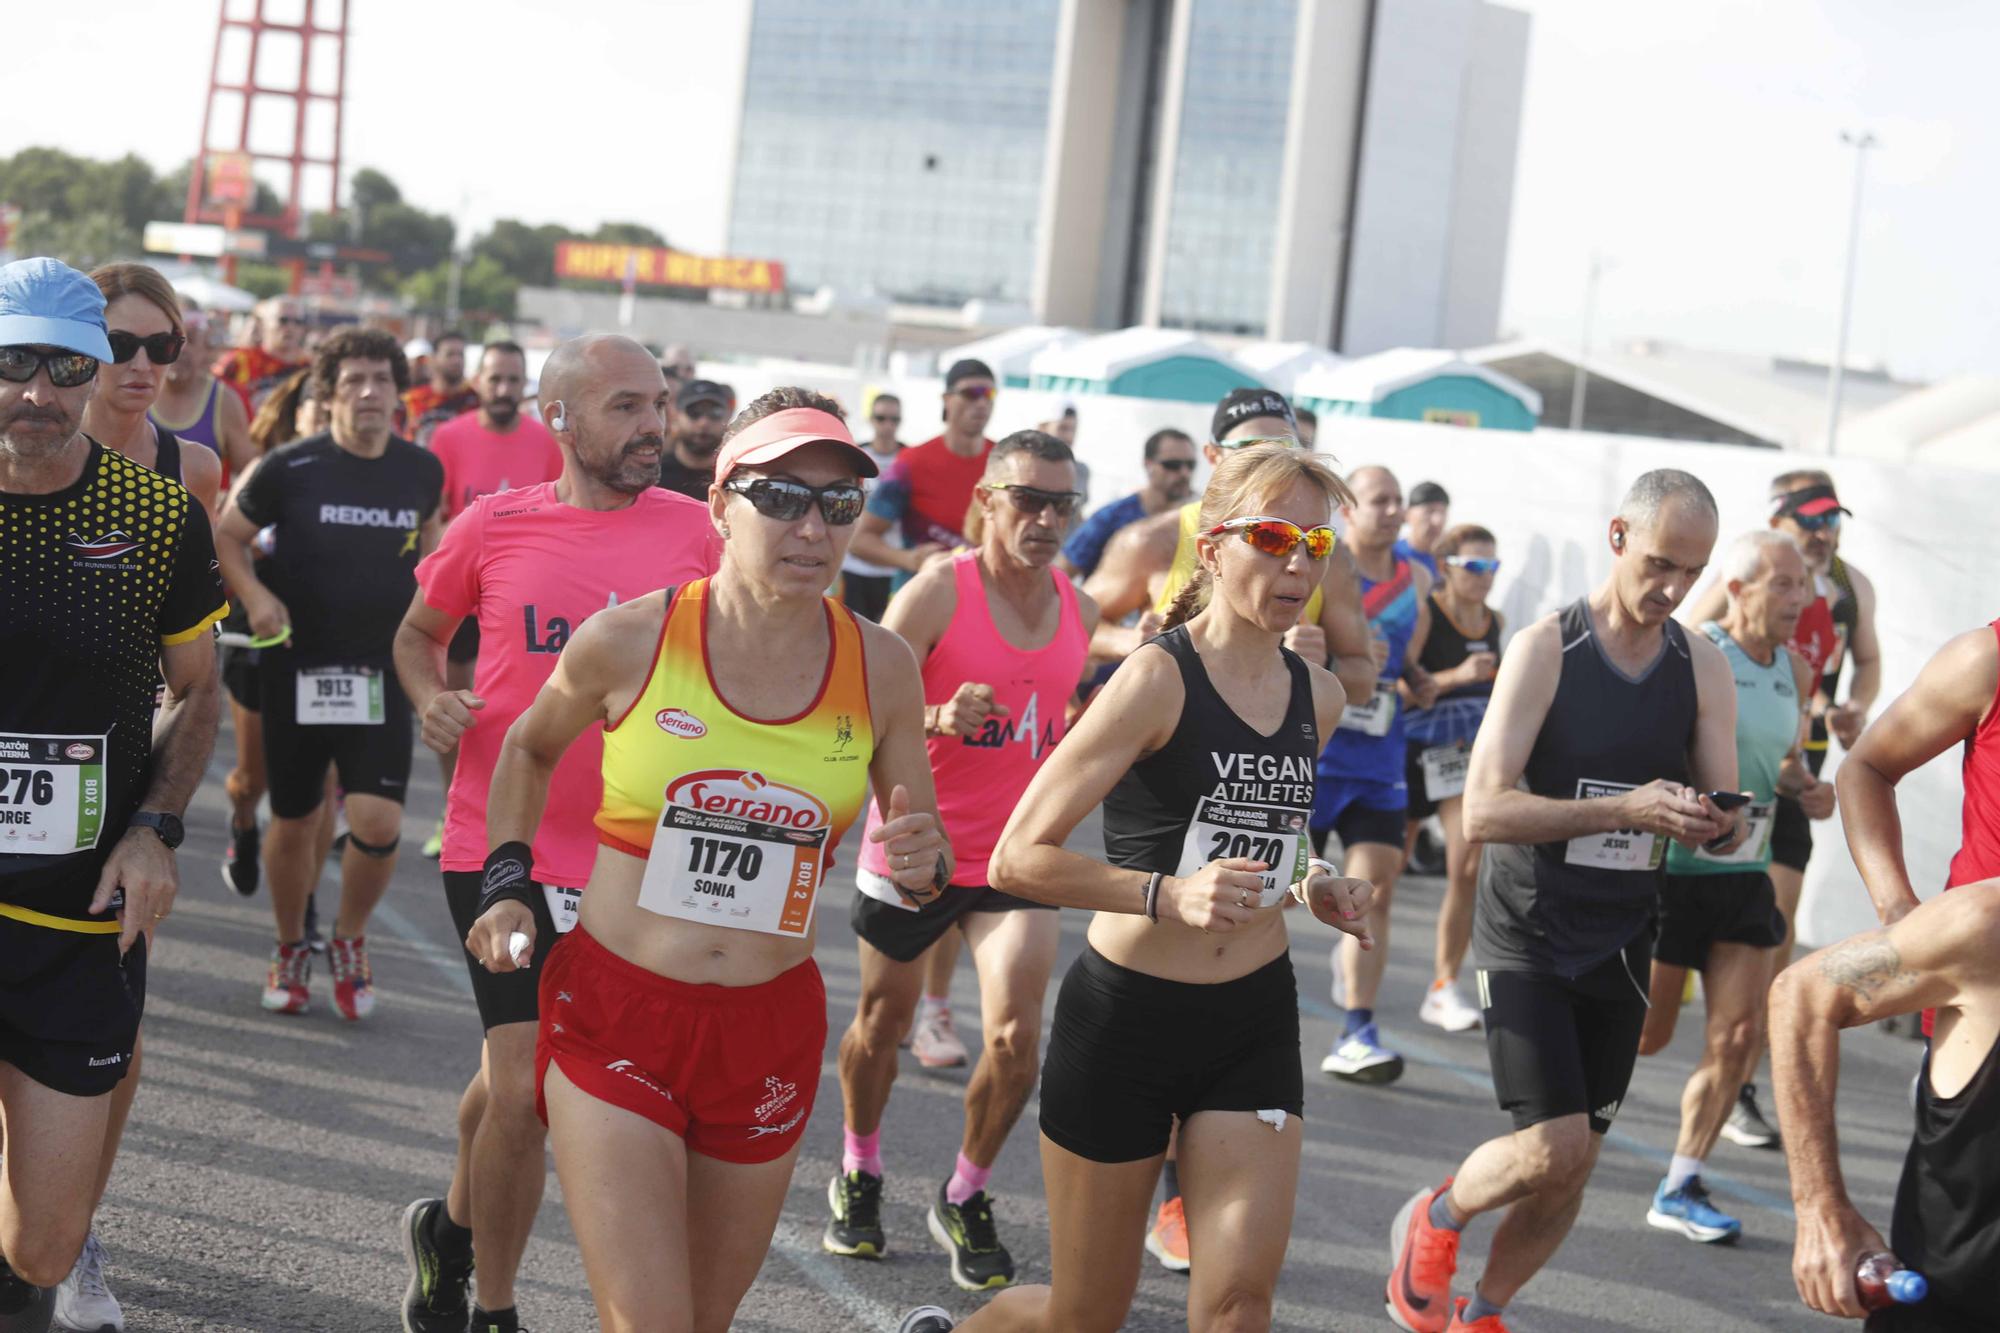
[0,253,1992,1333]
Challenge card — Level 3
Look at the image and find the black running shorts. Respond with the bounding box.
[1479,935,1650,1136]
[1771,794,1812,872]
[1656,871,1786,971]
[0,914,147,1097]
[849,877,1054,964]
[1039,944,1303,1163]
[442,870,563,1030]
[219,641,262,712]
[259,660,415,818]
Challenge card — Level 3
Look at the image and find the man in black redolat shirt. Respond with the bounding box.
[1384,470,1743,1333]
[0,257,227,1329]
[218,326,443,1025]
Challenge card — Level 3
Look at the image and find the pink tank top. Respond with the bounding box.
[860,551,1089,886]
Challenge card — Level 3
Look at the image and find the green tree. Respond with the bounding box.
[400,254,518,320]
[232,262,293,300]
[471,218,574,287]
[591,221,668,248]
[11,211,136,270]
[349,167,402,214]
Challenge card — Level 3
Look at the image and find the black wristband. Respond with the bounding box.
[478,841,539,916]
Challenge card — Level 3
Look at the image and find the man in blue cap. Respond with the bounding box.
[0,258,228,1331]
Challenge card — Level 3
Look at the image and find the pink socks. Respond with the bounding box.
[945,1151,992,1205]
[842,1127,883,1177]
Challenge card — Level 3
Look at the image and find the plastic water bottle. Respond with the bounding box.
[1855,1251,1928,1311]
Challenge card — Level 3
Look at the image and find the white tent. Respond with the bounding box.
[170,272,259,314]
[938,325,1082,385]
[1231,340,1345,396]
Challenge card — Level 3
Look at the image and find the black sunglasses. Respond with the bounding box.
[0,346,99,388]
[985,482,1082,520]
[873,413,901,424]
[723,476,867,526]
[108,329,186,366]
[1155,458,1196,472]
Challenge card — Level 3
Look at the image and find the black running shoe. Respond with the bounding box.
[928,1181,1016,1291]
[303,892,326,955]
[469,1309,530,1333]
[0,1254,53,1324]
[400,1197,473,1333]
[898,1307,956,1333]
[221,822,261,897]
[823,1170,887,1258]
[1720,1082,1781,1150]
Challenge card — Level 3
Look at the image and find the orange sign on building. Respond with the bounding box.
[554,242,786,295]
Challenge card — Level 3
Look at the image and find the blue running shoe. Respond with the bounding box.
[1646,1175,1741,1243]
[1321,1022,1405,1085]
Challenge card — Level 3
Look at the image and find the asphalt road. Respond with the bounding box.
[86,735,1926,1332]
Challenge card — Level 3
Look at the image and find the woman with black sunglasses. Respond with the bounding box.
[464,386,952,1332]
[1403,524,1506,1037]
[908,444,1377,1333]
[83,265,221,521]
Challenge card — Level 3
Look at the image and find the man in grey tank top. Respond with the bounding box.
[1385,471,1744,1333]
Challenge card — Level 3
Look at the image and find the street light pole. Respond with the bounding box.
[1825,130,1879,455]
[1568,253,1608,432]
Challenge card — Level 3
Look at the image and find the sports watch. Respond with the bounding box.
[128,811,186,850]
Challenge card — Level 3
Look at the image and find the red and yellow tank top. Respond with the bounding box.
[596,579,874,936]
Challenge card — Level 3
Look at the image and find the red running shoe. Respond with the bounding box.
[328,935,376,1021]
[1386,1179,1461,1333]
[261,941,311,1015]
[1447,1297,1512,1332]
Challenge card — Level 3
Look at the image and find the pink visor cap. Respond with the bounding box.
[714,407,878,485]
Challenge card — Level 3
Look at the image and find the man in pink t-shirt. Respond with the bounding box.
[389,334,718,1333]
[417,341,568,862]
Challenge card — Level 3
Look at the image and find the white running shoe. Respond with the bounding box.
[1329,942,1346,1010]
[1418,980,1482,1033]
[54,1230,123,1332]
[911,1006,969,1068]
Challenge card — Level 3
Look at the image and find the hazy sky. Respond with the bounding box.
[11,0,1995,380]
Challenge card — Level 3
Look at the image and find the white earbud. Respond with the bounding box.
[549,400,568,432]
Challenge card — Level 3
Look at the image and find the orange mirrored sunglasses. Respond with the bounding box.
[1206,516,1337,560]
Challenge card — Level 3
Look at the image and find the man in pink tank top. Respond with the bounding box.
[827,430,1098,1293]
[388,334,719,1333]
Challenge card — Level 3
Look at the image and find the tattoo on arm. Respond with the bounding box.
[1816,932,1917,1002]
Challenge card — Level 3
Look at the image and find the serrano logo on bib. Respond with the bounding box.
[665,769,830,830]
[64,743,96,761]
[655,708,707,739]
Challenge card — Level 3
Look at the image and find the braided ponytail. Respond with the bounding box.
[1161,568,1210,630]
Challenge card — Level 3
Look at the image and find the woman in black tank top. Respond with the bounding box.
[946,445,1375,1333]
[1403,524,1504,1033]
[82,263,223,520]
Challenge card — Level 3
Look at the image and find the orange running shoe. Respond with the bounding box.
[1446,1297,1512,1332]
[1145,1195,1191,1272]
[1386,1179,1461,1333]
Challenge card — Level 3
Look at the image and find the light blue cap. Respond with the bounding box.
[0,257,114,361]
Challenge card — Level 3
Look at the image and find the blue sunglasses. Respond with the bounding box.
[1446,556,1501,575]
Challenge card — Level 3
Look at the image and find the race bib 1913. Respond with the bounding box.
[295,666,385,726]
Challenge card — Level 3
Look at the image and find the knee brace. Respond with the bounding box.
[345,830,400,859]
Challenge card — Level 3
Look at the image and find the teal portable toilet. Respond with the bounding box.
[938,326,1083,390]
[1029,328,1264,405]
[1293,348,1540,431]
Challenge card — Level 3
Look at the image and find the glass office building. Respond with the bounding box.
[729,1,1061,307]
[1153,0,1297,333]
[728,0,1528,351]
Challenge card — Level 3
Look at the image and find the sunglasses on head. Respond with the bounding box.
[723,476,867,526]
[984,482,1082,520]
[1207,515,1336,560]
[108,329,185,366]
[1155,458,1196,472]
[1446,555,1501,575]
[0,346,99,388]
[1789,510,1841,533]
[953,384,996,403]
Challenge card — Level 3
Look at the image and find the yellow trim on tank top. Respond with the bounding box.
[0,901,123,934]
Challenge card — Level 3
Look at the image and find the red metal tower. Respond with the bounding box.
[184,0,348,285]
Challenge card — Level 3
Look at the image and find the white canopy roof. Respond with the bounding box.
[1295,347,1541,415]
[1027,326,1259,383]
[1229,341,1345,395]
[939,325,1082,380]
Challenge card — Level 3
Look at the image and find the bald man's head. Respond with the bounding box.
[1342,464,1405,550]
[540,334,673,495]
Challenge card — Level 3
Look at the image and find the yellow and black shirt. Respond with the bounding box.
[0,441,228,923]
